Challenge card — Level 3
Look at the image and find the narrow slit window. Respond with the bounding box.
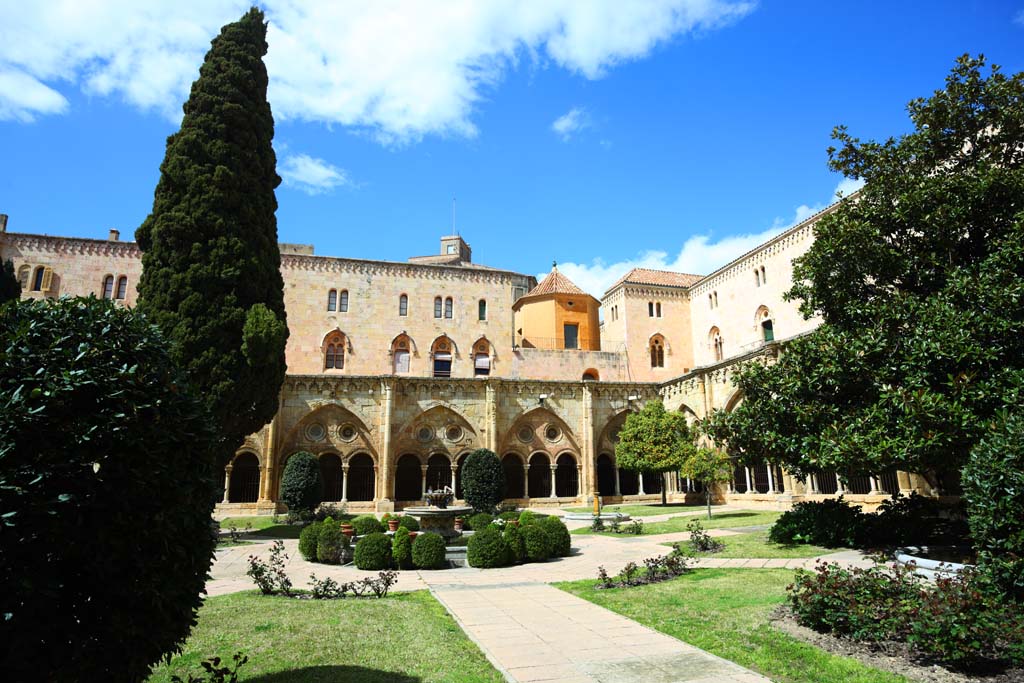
[434,297,442,318]
[327,289,337,311]
[339,290,349,312]
[102,275,114,299]
[444,297,453,319]
[115,276,128,300]
[478,299,487,321]
[399,294,408,316]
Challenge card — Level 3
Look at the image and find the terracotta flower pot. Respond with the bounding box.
[408,532,418,540]
[340,523,355,539]
[388,518,400,532]
[454,518,464,531]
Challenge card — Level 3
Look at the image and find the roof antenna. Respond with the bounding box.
[451,196,457,236]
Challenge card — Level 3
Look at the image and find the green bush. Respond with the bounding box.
[498,510,520,521]
[316,522,348,564]
[865,492,951,547]
[298,521,323,561]
[467,527,509,568]
[279,451,322,513]
[0,298,217,681]
[503,525,526,564]
[398,515,420,531]
[461,448,505,513]
[467,512,494,531]
[521,524,552,562]
[518,510,540,525]
[541,516,571,557]
[392,527,413,569]
[964,412,1024,599]
[412,532,448,569]
[351,514,384,536]
[768,497,867,547]
[353,533,392,570]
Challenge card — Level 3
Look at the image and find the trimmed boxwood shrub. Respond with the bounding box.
[392,526,413,569]
[398,515,420,531]
[0,298,217,681]
[467,512,494,531]
[503,524,526,564]
[353,532,392,570]
[964,412,1024,600]
[768,497,867,548]
[467,527,509,568]
[518,510,539,525]
[316,522,347,564]
[498,510,520,521]
[298,520,324,561]
[351,514,384,536]
[279,451,322,513]
[412,532,448,569]
[461,448,504,513]
[521,524,551,562]
[541,516,571,557]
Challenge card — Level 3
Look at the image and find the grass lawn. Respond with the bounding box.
[148,590,503,683]
[217,516,317,540]
[563,503,699,517]
[666,531,837,559]
[557,569,904,683]
[572,510,782,535]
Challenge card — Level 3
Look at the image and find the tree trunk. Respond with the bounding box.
[661,472,667,506]
[705,479,712,519]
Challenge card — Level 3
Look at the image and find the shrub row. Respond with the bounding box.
[789,561,1024,669]
[768,493,965,549]
[466,514,570,568]
[596,545,692,589]
[352,530,449,570]
[298,517,352,565]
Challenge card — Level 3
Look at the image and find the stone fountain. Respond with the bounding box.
[403,486,472,542]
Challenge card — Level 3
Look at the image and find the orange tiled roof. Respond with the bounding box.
[607,267,704,293]
[525,268,587,297]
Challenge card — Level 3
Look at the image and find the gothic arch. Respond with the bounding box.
[501,406,579,457]
[723,389,744,413]
[596,410,630,454]
[280,403,376,466]
[394,404,478,459]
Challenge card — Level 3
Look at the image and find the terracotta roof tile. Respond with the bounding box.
[607,267,704,293]
[525,268,587,297]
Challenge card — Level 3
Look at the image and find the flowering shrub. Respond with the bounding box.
[686,519,724,554]
[246,541,293,596]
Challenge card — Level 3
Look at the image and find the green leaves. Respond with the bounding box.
[614,401,696,473]
[0,259,20,306]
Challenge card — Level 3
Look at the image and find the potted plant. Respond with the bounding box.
[388,517,400,532]
[339,521,355,539]
[454,517,464,532]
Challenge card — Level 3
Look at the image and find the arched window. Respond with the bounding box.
[756,306,774,342]
[760,265,766,283]
[713,291,719,308]
[709,327,723,362]
[655,302,662,317]
[582,369,599,381]
[473,339,490,376]
[102,275,114,299]
[115,276,128,300]
[478,299,487,321]
[502,454,525,499]
[434,297,442,318]
[650,336,665,368]
[392,335,412,374]
[347,454,376,501]
[444,297,453,319]
[754,268,761,286]
[555,453,578,498]
[324,331,346,370]
[432,337,453,377]
[648,302,654,317]
[32,266,45,292]
[327,289,337,311]
[228,453,260,503]
[762,319,774,342]
[17,265,30,291]
[339,290,349,312]
[708,293,713,308]
[399,294,408,316]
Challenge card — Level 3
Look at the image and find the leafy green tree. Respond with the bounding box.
[0,259,20,305]
[705,55,1024,486]
[461,448,505,513]
[615,400,698,505]
[0,298,216,681]
[135,7,288,463]
[279,451,322,513]
[680,447,733,519]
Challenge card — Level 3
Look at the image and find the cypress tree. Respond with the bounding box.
[136,7,288,460]
[0,259,20,305]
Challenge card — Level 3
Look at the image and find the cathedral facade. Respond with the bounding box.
[0,202,932,514]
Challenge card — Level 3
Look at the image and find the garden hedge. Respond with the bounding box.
[351,514,384,536]
[467,527,509,568]
[353,533,392,570]
[521,524,552,562]
[541,516,571,557]
[0,298,217,681]
[316,522,347,564]
[467,512,494,531]
[461,448,504,513]
[298,521,323,561]
[392,527,413,569]
[503,524,526,564]
[412,532,448,569]
[279,451,322,513]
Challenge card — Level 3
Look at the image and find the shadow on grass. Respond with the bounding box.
[246,525,303,539]
[248,666,419,683]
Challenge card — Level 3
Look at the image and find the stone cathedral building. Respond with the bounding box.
[0,201,933,514]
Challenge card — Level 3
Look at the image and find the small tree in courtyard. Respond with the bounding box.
[461,448,504,513]
[0,259,20,305]
[135,8,288,467]
[279,451,322,514]
[681,447,734,519]
[615,401,698,505]
[0,298,216,681]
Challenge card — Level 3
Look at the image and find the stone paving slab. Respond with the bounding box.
[431,582,771,683]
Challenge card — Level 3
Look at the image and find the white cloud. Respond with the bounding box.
[1015,9,1024,26]
[0,1,756,140]
[833,176,865,198]
[0,69,68,121]
[552,107,590,141]
[552,177,857,297]
[279,154,350,195]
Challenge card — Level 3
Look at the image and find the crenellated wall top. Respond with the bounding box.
[3,232,142,258]
[280,252,535,287]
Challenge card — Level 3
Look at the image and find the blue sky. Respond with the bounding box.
[2,1,1022,295]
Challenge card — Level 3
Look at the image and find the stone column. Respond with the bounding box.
[638,471,646,496]
[222,465,233,504]
[896,470,915,494]
[576,465,583,498]
[485,382,498,451]
[420,465,429,497]
[582,384,595,499]
[745,466,754,494]
[549,465,557,499]
[524,464,531,499]
[341,464,349,503]
[451,465,460,500]
[807,473,820,494]
[766,466,776,494]
[379,379,394,505]
[614,467,621,496]
[869,475,882,495]
[835,473,846,494]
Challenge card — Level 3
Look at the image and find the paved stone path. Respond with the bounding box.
[208,509,876,682]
